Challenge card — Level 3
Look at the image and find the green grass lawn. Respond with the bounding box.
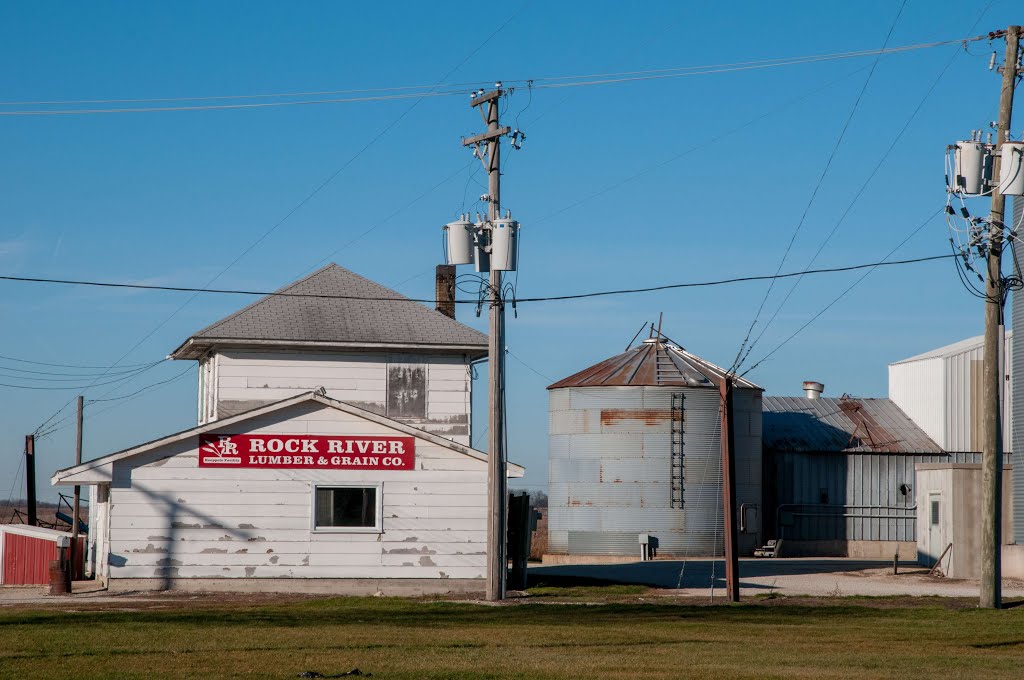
[1,591,1023,679]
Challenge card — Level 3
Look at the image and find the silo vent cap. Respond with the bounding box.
[803,381,825,399]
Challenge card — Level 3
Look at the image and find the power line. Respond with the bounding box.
[0,39,959,109]
[0,360,165,380]
[85,364,198,403]
[0,353,157,370]
[0,366,161,383]
[0,252,956,305]
[53,3,531,407]
[733,0,998,373]
[300,158,475,279]
[523,37,954,90]
[0,33,996,117]
[534,64,870,225]
[36,364,198,439]
[506,349,556,383]
[0,89,474,116]
[0,81,505,107]
[739,208,944,378]
[0,364,167,391]
[730,0,908,374]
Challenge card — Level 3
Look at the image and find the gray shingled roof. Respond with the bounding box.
[170,264,487,359]
[762,396,942,454]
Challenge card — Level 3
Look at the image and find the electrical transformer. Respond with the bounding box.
[952,139,994,195]
[444,215,476,266]
[999,141,1024,196]
[489,217,519,271]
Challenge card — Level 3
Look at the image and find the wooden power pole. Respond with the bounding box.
[719,377,740,602]
[25,434,37,526]
[981,24,1020,610]
[69,395,84,589]
[464,87,510,601]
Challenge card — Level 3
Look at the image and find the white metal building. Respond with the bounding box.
[50,264,524,594]
[888,332,1013,453]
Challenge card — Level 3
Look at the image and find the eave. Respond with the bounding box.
[169,337,489,361]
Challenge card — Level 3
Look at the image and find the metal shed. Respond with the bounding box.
[0,524,84,585]
[762,394,992,558]
[546,336,763,559]
[889,332,1012,453]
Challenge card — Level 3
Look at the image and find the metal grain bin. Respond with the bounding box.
[547,337,763,558]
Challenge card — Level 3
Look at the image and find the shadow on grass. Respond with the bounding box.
[970,640,1024,649]
[0,595,919,632]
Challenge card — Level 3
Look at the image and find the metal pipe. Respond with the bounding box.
[775,503,917,540]
[790,512,917,520]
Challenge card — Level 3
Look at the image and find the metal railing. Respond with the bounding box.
[775,503,917,541]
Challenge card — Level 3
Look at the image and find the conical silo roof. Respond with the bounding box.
[547,338,761,390]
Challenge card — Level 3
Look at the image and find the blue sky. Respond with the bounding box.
[0,1,1019,497]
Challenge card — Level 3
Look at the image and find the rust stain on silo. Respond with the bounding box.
[600,408,672,426]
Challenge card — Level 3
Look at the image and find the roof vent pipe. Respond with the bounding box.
[803,381,824,400]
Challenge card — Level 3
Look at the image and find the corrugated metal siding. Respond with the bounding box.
[0,532,84,585]
[945,344,983,452]
[1013,194,1024,544]
[548,386,759,557]
[890,332,1013,454]
[1,532,57,585]
[768,450,994,541]
[888,358,945,448]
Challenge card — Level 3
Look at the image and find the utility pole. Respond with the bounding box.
[69,395,84,589]
[981,24,1020,610]
[25,434,37,526]
[719,377,740,602]
[464,86,510,601]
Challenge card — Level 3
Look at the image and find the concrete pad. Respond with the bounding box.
[530,557,1024,598]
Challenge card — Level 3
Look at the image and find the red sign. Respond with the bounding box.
[198,434,415,470]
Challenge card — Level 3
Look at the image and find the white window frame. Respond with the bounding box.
[311,483,383,534]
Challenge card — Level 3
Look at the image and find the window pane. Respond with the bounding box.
[316,487,376,528]
[316,488,334,526]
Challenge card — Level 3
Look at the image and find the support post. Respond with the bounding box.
[981,24,1020,610]
[25,434,37,526]
[69,395,84,589]
[720,377,740,602]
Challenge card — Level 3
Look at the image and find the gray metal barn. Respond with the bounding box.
[545,336,763,560]
[762,394,991,558]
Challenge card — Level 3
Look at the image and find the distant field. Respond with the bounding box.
[1,589,1023,679]
[0,500,88,528]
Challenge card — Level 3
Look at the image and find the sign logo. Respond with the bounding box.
[201,435,242,464]
[198,434,415,470]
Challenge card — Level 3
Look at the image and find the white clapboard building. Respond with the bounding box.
[51,264,522,594]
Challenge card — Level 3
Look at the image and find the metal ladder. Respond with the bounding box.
[670,392,684,509]
[655,346,677,385]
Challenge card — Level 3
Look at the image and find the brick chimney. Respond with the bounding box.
[435,264,456,319]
